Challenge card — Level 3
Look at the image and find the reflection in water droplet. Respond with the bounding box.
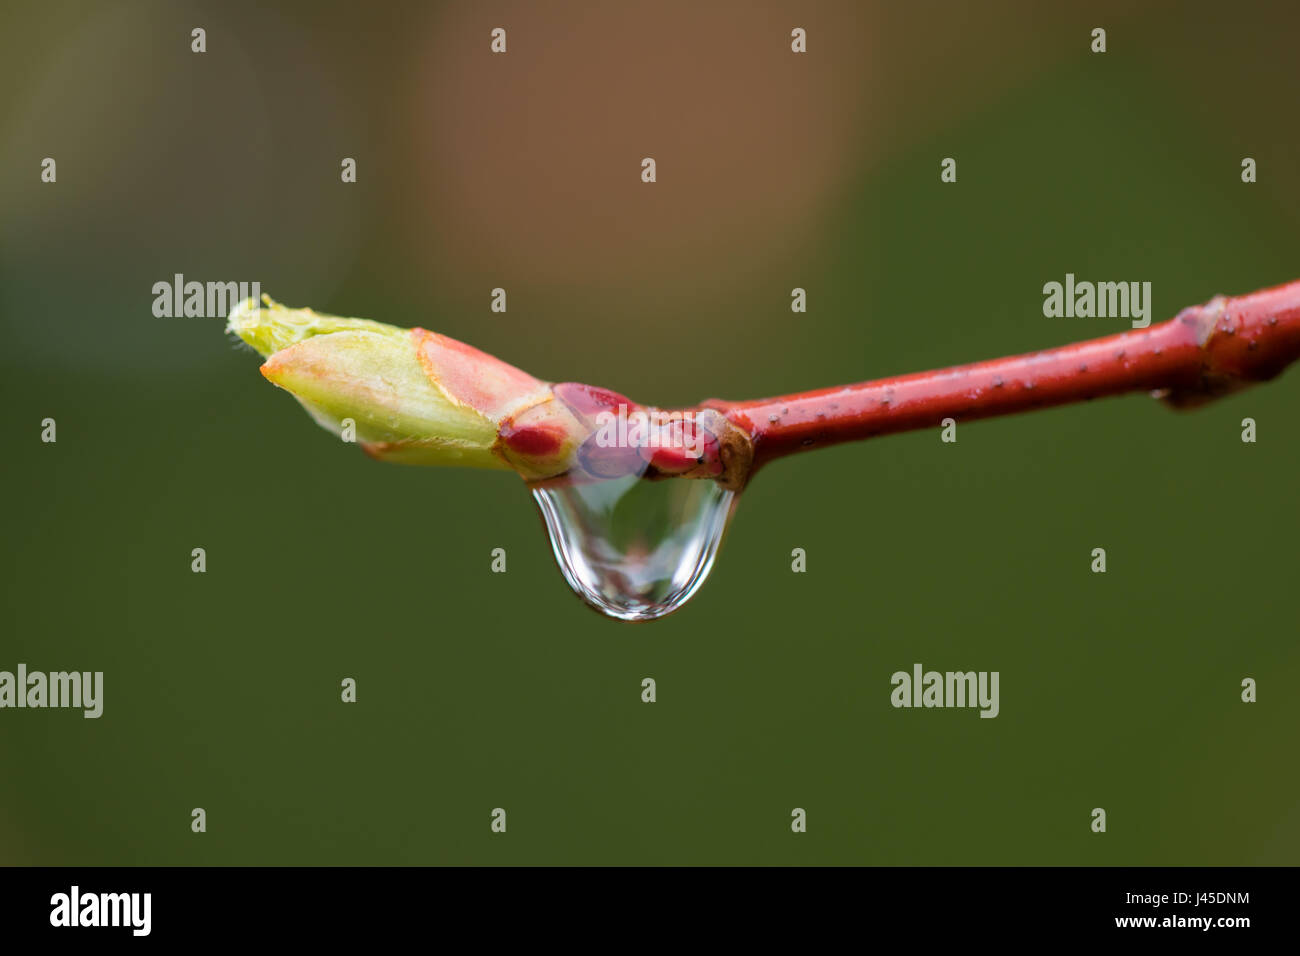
[531,474,736,621]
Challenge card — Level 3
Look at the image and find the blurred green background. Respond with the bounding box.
[2,0,1297,865]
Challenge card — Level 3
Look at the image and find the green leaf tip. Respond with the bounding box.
[226,295,406,359]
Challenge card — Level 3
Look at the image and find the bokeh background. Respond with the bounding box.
[2,0,1297,864]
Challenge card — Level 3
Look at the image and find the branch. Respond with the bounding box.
[228,279,1300,490]
[705,279,1300,476]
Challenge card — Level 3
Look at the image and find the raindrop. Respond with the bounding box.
[531,472,736,621]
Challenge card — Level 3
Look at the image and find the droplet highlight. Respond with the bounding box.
[531,474,736,621]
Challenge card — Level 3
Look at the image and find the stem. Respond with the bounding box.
[704,279,1300,474]
[230,283,1300,491]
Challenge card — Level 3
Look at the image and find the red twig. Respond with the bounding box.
[705,279,1300,473]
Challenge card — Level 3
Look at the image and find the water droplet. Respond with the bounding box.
[531,473,736,621]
